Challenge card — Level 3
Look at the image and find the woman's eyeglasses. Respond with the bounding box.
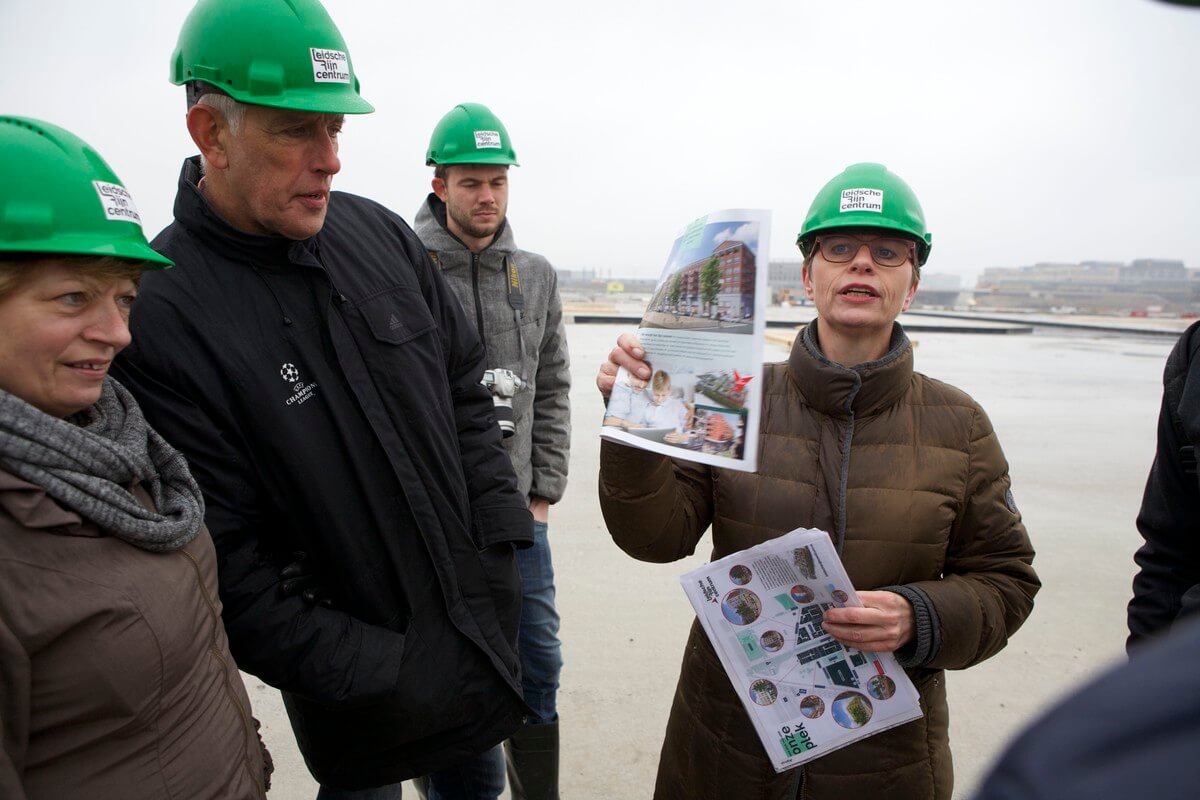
[814,234,915,268]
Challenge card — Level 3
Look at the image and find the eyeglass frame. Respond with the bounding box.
[812,232,918,268]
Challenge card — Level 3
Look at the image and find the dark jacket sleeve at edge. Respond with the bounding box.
[1128,327,1200,648]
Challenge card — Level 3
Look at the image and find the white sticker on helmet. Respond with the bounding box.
[840,188,883,213]
[92,181,143,225]
[311,48,350,84]
[474,130,502,149]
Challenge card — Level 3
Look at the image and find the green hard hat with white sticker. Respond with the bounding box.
[797,163,932,266]
[426,103,519,166]
[171,0,374,114]
[0,117,172,267]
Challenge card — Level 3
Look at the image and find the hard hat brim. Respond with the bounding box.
[0,237,174,268]
[425,152,519,167]
[186,79,374,115]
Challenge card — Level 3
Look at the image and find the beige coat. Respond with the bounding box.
[599,323,1039,800]
[0,470,267,800]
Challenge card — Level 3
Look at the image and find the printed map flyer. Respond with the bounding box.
[600,209,770,472]
[680,528,923,772]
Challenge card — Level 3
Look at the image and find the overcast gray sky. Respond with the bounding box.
[3,0,1198,280]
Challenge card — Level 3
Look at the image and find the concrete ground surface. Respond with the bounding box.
[249,322,1171,799]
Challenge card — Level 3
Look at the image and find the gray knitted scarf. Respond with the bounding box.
[0,379,204,552]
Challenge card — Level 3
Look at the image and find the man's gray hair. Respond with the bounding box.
[195,92,246,174]
[196,91,246,135]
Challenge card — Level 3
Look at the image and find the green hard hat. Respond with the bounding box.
[797,163,932,266]
[0,117,172,267]
[171,0,374,115]
[426,103,519,167]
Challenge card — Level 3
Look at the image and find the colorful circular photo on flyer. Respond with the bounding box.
[729,564,753,586]
[831,589,850,605]
[789,584,815,604]
[721,588,762,625]
[749,679,778,706]
[760,630,785,652]
[832,691,874,729]
[800,695,826,719]
[868,675,896,700]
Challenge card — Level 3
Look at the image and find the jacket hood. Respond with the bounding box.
[414,193,516,267]
[789,320,914,418]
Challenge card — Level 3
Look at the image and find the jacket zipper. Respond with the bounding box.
[471,252,487,355]
[180,549,266,797]
[835,376,863,552]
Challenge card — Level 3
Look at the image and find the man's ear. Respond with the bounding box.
[186,104,229,170]
[431,175,448,201]
[802,262,816,301]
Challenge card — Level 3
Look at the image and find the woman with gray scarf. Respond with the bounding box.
[0,117,269,799]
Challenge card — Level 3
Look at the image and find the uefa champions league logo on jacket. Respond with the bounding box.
[279,362,319,407]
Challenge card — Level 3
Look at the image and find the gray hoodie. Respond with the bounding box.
[414,194,570,503]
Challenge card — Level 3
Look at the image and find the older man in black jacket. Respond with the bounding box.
[112,1,531,796]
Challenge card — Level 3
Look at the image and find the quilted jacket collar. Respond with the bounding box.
[788,319,913,418]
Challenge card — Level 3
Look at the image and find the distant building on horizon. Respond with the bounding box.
[767,259,805,305]
[976,258,1197,312]
[556,267,601,287]
[918,273,963,291]
[556,267,657,295]
[768,259,805,291]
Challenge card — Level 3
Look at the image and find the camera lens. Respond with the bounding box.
[494,404,516,438]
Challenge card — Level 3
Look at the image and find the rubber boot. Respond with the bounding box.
[504,721,560,800]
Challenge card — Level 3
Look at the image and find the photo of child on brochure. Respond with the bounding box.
[600,209,770,472]
[603,364,748,459]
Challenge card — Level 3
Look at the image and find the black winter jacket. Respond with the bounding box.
[113,158,532,789]
[1128,320,1200,648]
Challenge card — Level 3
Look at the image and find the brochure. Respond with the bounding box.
[599,209,770,472]
[679,527,923,772]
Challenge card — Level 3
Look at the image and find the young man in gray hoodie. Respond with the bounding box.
[413,103,570,800]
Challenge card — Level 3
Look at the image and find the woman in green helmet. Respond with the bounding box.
[596,163,1039,799]
[0,117,270,799]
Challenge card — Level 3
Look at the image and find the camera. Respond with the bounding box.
[482,368,524,438]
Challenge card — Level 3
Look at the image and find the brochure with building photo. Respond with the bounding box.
[680,527,923,773]
[600,209,770,472]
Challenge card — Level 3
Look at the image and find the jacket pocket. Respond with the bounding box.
[356,286,436,345]
[348,285,449,423]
